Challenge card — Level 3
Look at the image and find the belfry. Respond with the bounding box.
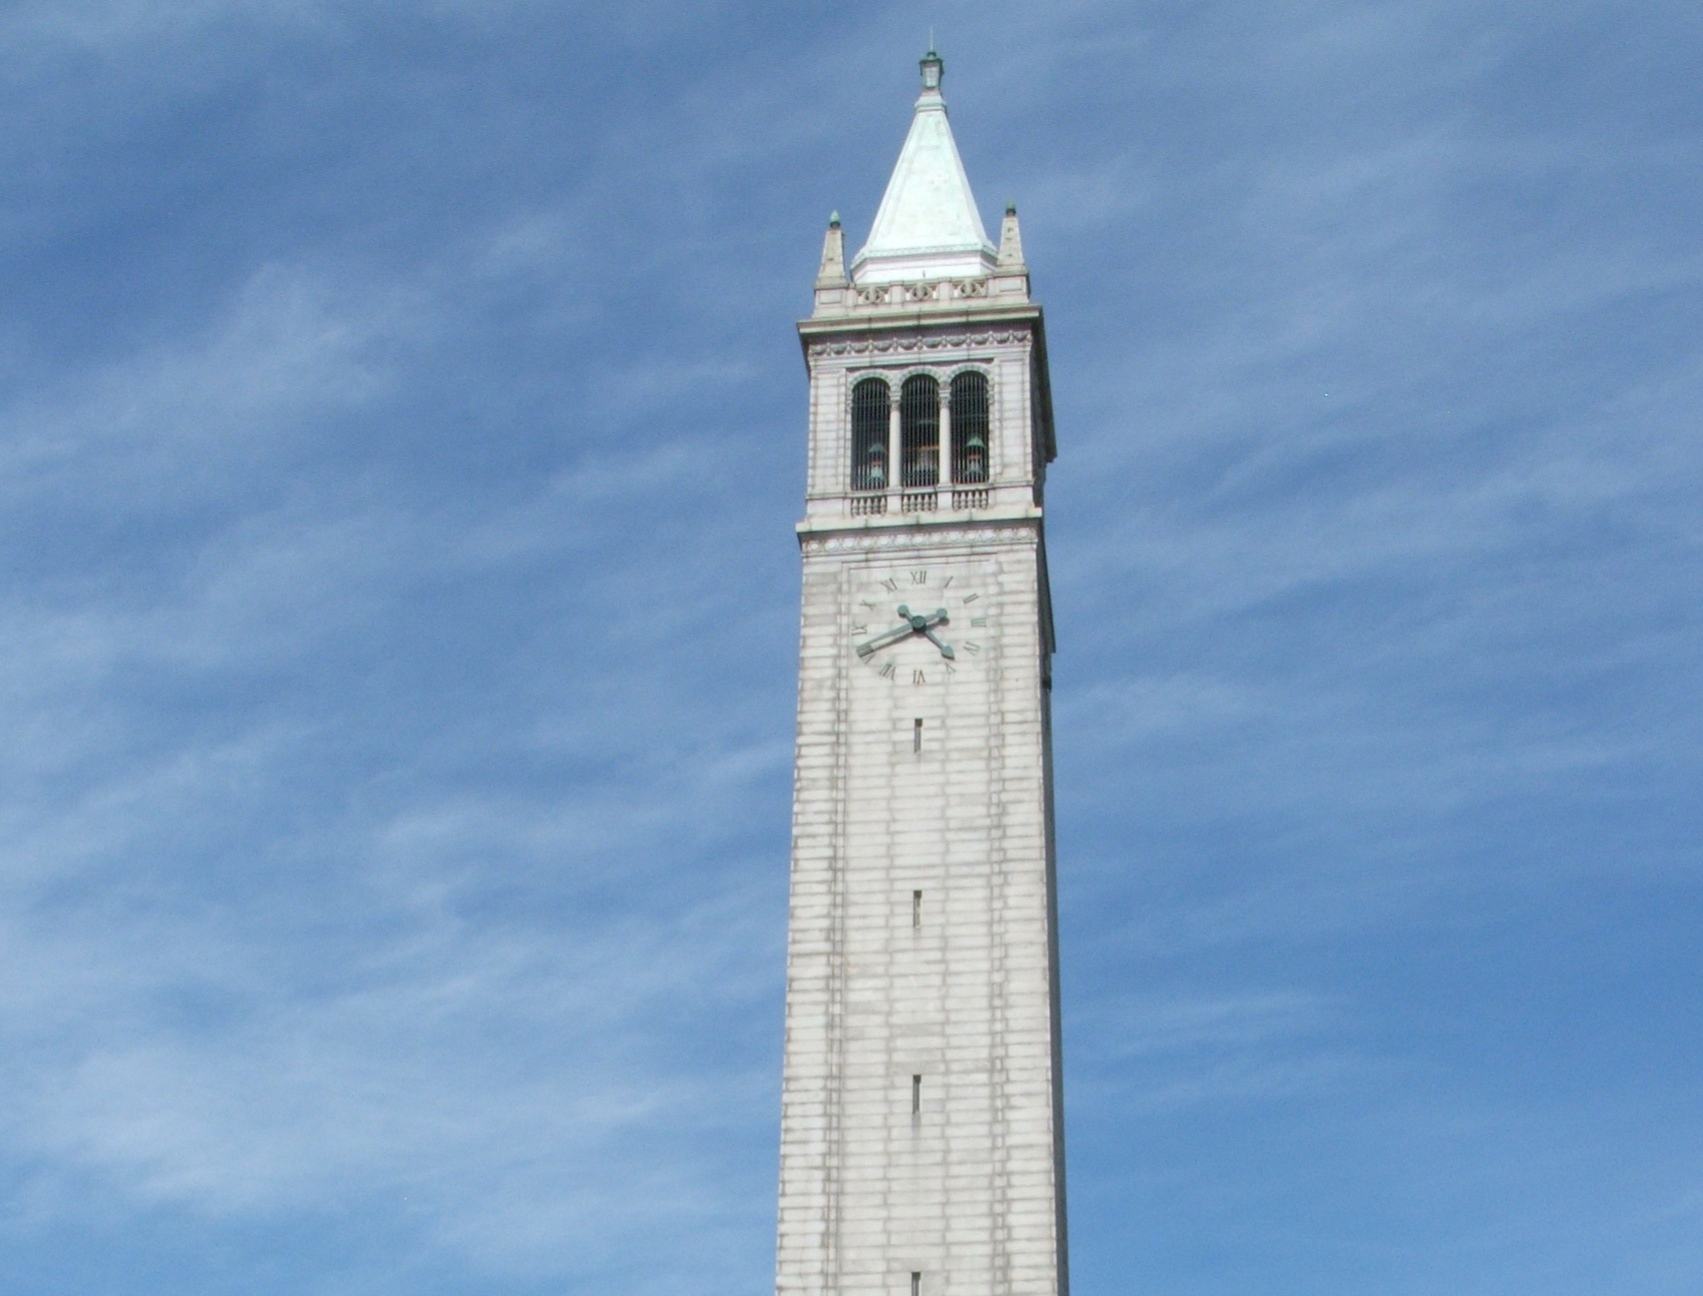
[775,48,1068,1296]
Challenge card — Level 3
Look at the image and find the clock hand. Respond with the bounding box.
[855,606,955,659]
[901,606,949,630]
[856,620,917,658]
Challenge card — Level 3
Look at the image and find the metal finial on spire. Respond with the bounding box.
[919,40,943,92]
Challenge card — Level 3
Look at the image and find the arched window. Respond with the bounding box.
[950,371,990,484]
[900,374,940,488]
[850,377,890,491]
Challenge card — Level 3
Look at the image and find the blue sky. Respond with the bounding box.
[2,2,1699,1293]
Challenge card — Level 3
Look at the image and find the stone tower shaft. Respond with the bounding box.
[776,50,1067,1296]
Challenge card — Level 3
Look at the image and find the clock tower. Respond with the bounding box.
[775,49,1067,1296]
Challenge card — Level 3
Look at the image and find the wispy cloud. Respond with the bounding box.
[0,2,1698,1294]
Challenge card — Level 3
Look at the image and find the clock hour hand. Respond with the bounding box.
[922,628,956,659]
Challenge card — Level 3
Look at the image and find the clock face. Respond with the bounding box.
[848,566,989,686]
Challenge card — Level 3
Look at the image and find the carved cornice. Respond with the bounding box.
[799,520,1039,553]
[806,328,1029,360]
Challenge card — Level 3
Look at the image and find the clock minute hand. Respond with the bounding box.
[856,620,916,659]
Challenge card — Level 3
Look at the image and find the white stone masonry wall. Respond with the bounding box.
[776,525,1065,1296]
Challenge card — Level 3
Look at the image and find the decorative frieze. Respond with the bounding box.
[807,328,1028,359]
[848,277,993,309]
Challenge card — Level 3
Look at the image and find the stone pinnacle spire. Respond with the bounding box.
[816,211,848,288]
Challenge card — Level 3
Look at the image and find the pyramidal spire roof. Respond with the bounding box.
[850,47,996,285]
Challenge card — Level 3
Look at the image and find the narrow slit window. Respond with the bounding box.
[950,371,990,483]
[911,1274,922,1296]
[911,1075,922,1116]
[900,374,940,488]
[912,890,922,929]
[851,377,891,491]
[913,717,923,753]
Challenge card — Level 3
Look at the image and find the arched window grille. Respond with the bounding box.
[950,371,990,484]
[850,377,890,491]
[900,374,940,488]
